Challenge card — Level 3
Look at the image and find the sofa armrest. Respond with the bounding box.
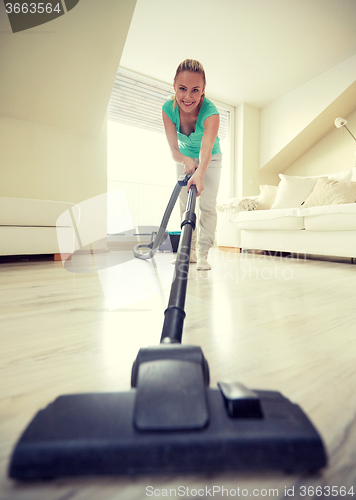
[217,210,242,248]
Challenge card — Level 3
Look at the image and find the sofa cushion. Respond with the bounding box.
[326,168,354,182]
[256,185,278,210]
[238,207,304,230]
[302,203,356,231]
[270,169,354,210]
[303,178,356,208]
[271,174,322,209]
[0,197,75,227]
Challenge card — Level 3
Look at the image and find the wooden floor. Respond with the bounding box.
[1,248,356,499]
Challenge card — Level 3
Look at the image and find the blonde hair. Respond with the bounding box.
[174,59,206,86]
[172,59,206,109]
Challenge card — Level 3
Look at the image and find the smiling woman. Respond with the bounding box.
[162,59,222,270]
[107,67,232,242]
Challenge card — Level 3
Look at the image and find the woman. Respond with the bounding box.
[162,59,222,270]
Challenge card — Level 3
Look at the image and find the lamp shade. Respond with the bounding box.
[335,117,348,128]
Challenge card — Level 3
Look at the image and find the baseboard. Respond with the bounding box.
[219,246,241,253]
[54,253,72,261]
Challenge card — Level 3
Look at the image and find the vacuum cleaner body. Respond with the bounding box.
[8,175,327,480]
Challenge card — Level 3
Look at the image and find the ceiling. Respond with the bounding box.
[120,0,356,108]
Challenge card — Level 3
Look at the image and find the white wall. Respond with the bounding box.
[0,116,107,203]
[0,0,136,203]
[285,110,356,176]
[235,103,261,197]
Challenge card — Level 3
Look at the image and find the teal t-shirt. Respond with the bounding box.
[162,97,221,158]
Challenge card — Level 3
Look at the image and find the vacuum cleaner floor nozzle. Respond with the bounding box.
[9,388,327,479]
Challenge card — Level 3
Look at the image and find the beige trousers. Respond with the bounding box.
[176,153,222,254]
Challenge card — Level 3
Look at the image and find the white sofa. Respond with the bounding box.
[0,197,75,258]
[217,167,356,260]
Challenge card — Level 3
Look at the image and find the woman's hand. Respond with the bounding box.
[183,157,198,175]
[187,169,204,196]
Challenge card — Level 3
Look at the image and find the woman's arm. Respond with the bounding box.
[187,114,220,196]
[162,110,198,174]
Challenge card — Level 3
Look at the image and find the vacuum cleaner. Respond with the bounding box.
[8,174,327,479]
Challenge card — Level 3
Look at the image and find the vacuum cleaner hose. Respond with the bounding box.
[133,181,183,260]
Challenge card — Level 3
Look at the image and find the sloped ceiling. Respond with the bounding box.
[0,0,137,136]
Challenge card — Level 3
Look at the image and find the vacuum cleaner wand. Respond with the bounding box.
[161,183,197,344]
[8,175,327,479]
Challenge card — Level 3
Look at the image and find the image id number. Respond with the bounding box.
[5,3,62,14]
[300,485,355,496]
